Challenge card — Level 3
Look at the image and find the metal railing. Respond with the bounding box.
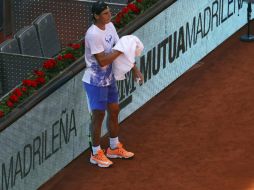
[0,52,50,97]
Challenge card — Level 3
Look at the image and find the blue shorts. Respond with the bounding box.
[83,82,119,111]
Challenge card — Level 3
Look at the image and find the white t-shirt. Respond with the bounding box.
[82,22,119,86]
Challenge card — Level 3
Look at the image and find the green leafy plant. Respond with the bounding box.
[112,0,158,29]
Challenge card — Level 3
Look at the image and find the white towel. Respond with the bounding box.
[112,35,144,80]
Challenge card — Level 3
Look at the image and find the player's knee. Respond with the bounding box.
[92,110,105,119]
[108,106,119,116]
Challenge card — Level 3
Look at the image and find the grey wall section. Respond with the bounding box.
[2,0,12,35]
[0,0,247,190]
[0,72,90,190]
[0,0,3,31]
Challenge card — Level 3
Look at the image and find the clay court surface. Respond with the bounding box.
[39,26,254,190]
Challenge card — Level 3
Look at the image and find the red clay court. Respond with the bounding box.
[38,26,254,190]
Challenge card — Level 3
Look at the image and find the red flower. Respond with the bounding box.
[136,0,142,3]
[30,80,38,88]
[22,79,32,87]
[22,79,38,88]
[122,7,130,15]
[0,111,4,118]
[21,86,27,92]
[63,53,75,60]
[115,13,123,24]
[9,94,19,103]
[127,3,140,14]
[36,77,46,85]
[43,59,57,70]
[13,88,22,97]
[7,101,14,108]
[34,70,45,77]
[71,43,81,50]
[57,55,63,61]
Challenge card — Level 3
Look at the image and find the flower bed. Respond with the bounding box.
[0,43,83,118]
[0,0,158,119]
[113,0,157,29]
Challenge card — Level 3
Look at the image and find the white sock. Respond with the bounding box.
[110,137,120,149]
[92,145,101,155]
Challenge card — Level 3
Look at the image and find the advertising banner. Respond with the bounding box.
[0,0,247,189]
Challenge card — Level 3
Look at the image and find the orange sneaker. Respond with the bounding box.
[90,150,113,168]
[106,143,134,159]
